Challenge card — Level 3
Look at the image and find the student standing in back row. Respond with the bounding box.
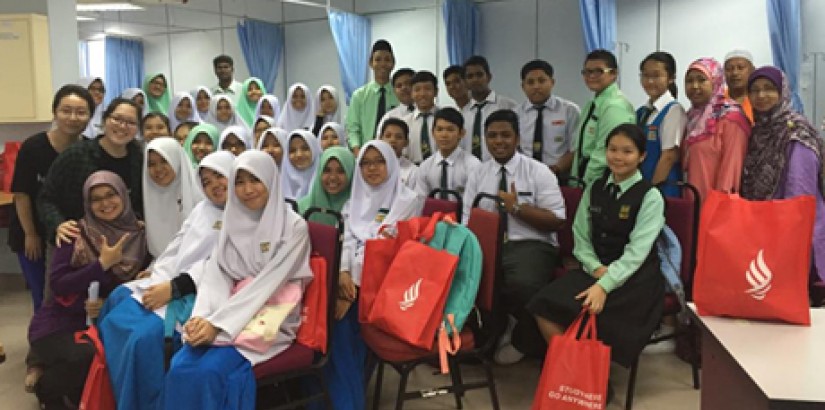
[346,40,399,156]
[403,71,440,164]
[517,59,580,181]
[461,55,518,161]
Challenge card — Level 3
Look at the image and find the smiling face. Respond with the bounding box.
[253,120,270,145]
[321,158,347,195]
[749,77,781,113]
[234,169,269,211]
[191,133,214,163]
[370,50,395,83]
[433,118,464,155]
[261,133,283,165]
[412,81,436,112]
[606,132,645,182]
[319,90,337,114]
[199,167,228,207]
[148,75,167,98]
[89,184,124,222]
[685,69,713,107]
[174,124,191,145]
[147,150,176,187]
[54,94,92,137]
[379,124,407,158]
[484,120,518,163]
[247,82,263,103]
[393,73,413,105]
[464,64,491,96]
[359,147,389,187]
[640,60,672,102]
[444,72,468,103]
[582,59,617,94]
[521,69,554,105]
[259,100,274,117]
[288,136,313,170]
[88,79,105,106]
[175,97,193,121]
[290,87,307,111]
[222,134,246,156]
[104,103,140,147]
[724,57,754,93]
[320,128,339,150]
[216,99,232,123]
[196,90,210,113]
[142,116,170,142]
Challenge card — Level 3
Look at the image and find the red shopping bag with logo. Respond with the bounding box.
[297,254,329,353]
[75,325,116,410]
[367,239,459,349]
[358,214,444,323]
[693,191,814,325]
[531,310,610,410]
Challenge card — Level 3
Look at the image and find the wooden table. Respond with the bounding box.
[689,303,825,409]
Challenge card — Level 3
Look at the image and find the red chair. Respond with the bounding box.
[554,185,584,278]
[422,188,463,222]
[364,193,505,410]
[624,182,701,410]
[254,208,343,410]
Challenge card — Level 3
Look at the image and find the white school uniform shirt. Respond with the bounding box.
[461,152,565,246]
[517,95,581,166]
[213,79,243,104]
[375,103,415,137]
[415,147,480,197]
[461,90,518,161]
[639,93,687,150]
[399,157,418,190]
[402,105,439,164]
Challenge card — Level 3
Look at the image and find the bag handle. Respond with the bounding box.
[437,313,461,374]
[563,309,599,341]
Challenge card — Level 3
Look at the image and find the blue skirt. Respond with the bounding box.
[162,345,256,410]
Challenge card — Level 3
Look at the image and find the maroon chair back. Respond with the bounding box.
[423,189,463,221]
[662,184,700,297]
[303,208,344,356]
[558,186,584,258]
[467,194,504,313]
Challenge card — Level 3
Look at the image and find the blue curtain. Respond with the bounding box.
[579,0,617,53]
[104,37,144,104]
[442,0,480,66]
[236,19,284,93]
[328,9,371,104]
[767,0,804,112]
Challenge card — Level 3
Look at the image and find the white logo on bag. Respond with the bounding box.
[399,278,423,311]
[745,250,773,300]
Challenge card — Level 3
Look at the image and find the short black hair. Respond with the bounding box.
[463,55,491,76]
[410,71,438,90]
[521,59,554,80]
[213,55,233,69]
[585,49,618,69]
[392,68,415,87]
[443,65,464,80]
[53,84,95,115]
[484,109,519,136]
[371,39,394,57]
[142,112,170,133]
[433,107,464,129]
[381,117,409,139]
[606,123,646,155]
[103,98,143,128]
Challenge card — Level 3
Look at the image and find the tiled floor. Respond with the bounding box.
[0,273,699,409]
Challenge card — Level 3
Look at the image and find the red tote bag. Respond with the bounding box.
[694,191,814,325]
[297,254,329,353]
[75,325,116,410]
[532,311,610,410]
[367,239,459,349]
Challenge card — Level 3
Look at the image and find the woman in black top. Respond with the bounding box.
[9,85,95,311]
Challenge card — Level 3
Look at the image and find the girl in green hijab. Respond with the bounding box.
[142,73,172,114]
[237,77,267,127]
[297,146,355,226]
[183,123,220,168]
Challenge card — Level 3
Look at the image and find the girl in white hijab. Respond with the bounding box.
[317,122,349,150]
[252,115,276,147]
[98,151,235,410]
[168,92,201,133]
[192,86,212,119]
[121,88,146,111]
[161,150,312,410]
[256,127,289,168]
[277,83,315,131]
[314,84,341,124]
[205,94,244,134]
[254,94,281,124]
[218,125,252,157]
[143,137,204,257]
[280,129,322,200]
[79,76,105,139]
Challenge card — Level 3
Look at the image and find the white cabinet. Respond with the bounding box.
[0,14,53,123]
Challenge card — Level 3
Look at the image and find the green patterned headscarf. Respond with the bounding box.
[297,146,355,226]
[183,123,220,168]
[142,73,172,114]
[237,77,267,127]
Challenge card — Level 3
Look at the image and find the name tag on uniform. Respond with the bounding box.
[554,135,564,143]
[552,120,565,126]
[587,126,596,134]
[647,125,658,141]
[260,242,271,253]
[212,220,223,230]
[375,208,389,223]
[618,205,631,219]
[517,191,533,197]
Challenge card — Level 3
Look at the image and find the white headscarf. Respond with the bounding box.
[192,86,212,119]
[314,85,341,124]
[148,151,235,282]
[347,140,423,243]
[121,88,145,101]
[255,127,289,150]
[219,125,253,154]
[168,91,201,133]
[143,137,204,257]
[191,150,313,363]
[277,83,315,131]
[280,130,322,200]
[205,94,244,134]
[317,122,349,149]
[79,76,104,139]
[254,95,281,124]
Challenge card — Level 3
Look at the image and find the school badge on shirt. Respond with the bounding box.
[212,220,222,230]
[374,208,389,223]
[647,125,658,141]
[472,135,481,149]
[618,205,631,219]
[260,242,270,253]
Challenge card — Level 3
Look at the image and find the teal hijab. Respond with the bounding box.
[237,77,267,127]
[297,146,355,226]
[143,73,172,114]
[183,123,220,168]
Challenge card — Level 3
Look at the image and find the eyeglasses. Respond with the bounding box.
[581,68,615,77]
[359,159,387,168]
[90,191,118,205]
[108,115,138,129]
[57,107,90,118]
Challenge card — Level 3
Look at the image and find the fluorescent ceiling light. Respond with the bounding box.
[282,0,327,9]
[77,3,145,12]
[76,15,97,22]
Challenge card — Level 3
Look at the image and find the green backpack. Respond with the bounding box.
[428,220,483,334]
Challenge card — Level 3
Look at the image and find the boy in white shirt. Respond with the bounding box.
[461,55,518,161]
[379,118,418,189]
[402,71,440,164]
[443,65,471,111]
[416,107,480,199]
[375,68,415,137]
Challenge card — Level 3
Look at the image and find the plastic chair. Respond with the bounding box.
[284,198,299,213]
[254,208,343,410]
[422,189,463,222]
[364,193,505,410]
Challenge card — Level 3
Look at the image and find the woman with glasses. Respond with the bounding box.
[38,98,146,248]
[78,77,106,139]
[571,49,635,186]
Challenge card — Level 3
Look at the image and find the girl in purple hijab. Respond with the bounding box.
[741,66,825,285]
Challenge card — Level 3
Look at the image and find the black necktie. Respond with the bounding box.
[375,87,387,130]
[420,113,432,160]
[576,102,597,179]
[638,106,655,126]
[499,165,508,193]
[533,105,545,161]
[607,182,620,200]
[408,104,415,112]
[472,101,488,159]
[440,160,449,199]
